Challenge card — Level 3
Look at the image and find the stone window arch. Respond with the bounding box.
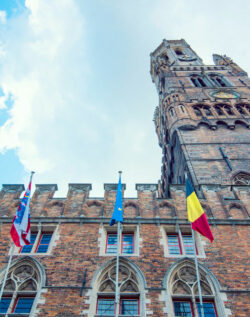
[214,105,225,116]
[208,74,230,87]
[193,106,202,117]
[235,104,250,116]
[89,259,146,316]
[193,105,213,118]
[190,75,209,88]
[233,172,250,185]
[164,259,228,317]
[169,107,176,118]
[0,257,45,315]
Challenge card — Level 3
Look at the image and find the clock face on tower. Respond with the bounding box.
[211,90,240,99]
[178,54,197,62]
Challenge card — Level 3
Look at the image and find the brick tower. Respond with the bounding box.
[150,39,250,197]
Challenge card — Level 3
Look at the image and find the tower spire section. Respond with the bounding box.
[150,39,250,197]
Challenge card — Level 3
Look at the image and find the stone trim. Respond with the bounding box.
[35,184,58,192]
[104,183,126,191]
[135,184,158,191]
[68,183,92,191]
[2,184,25,192]
[1,217,249,226]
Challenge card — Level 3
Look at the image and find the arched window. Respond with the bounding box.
[164,260,227,317]
[193,107,202,117]
[233,172,250,185]
[214,105,225,116]
[190,76,208,88]
[93,260,145,316]
[175,49,184,56]
[235,104,250,116]
[0,258,44,315]
[169,107,175,117]
[203,106,212,116]
[223,105,234,115]
[209,74,229,87]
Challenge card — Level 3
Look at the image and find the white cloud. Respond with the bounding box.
[0,11,6,24]
[0,0,94,183]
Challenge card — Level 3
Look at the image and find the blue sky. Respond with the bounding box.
[0,0,250,197]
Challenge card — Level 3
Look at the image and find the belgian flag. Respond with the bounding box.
[186,178,214,242]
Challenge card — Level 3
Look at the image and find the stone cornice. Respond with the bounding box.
[0,217,249,225]
[68,183,92,191]
[2,184,25,192]
[35,184,58,192]
[104,183,126,191]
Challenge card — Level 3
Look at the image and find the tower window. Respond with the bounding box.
[175,49,183,56]
[193,107,202,117]
[190,76,208,88]
[224,105,234,115]
[203,106,212,116]
[209,74,229,87]
[236,104,250,116]
[214,105,224,116]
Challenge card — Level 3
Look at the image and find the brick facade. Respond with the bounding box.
[0,40,249,316]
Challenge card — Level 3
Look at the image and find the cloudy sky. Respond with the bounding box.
[0,0,249,197]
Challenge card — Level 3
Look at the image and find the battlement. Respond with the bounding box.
[0,183,249,220]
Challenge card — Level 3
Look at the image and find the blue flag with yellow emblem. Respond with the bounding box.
[109,175,123,226]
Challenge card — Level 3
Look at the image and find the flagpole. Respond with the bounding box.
[115,171,122,317]
[192,229,205,317]
[115,220,120,317]
[0,244,14,301]
[0,171,35,302]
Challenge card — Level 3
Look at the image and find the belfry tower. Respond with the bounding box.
[150,39,250,197]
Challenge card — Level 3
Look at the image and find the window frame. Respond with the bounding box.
[96,297,115,315]
[18,227,54,255]
[182,234,198,256]
[12,295,35,314]
[106,232,135,255]
[96,296,140,316]
[120,297,140,316]
[173,298,218,317]
[167,234,182,255]
[0,296,12,314]
[163,226,203,258]
[173,299,194,317]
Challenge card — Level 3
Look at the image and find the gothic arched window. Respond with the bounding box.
[224,105,234,115]
[165,260,227,317]
[214,105,225,116]
[94,260,145,316]
[190,76,208,88]
[235,104,250,116]
[193,107,202,117]
[203,106,212,116]
[0,258,43,315]
[208,74,229,87]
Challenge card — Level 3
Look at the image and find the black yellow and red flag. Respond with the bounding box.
[186,178,214,242]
